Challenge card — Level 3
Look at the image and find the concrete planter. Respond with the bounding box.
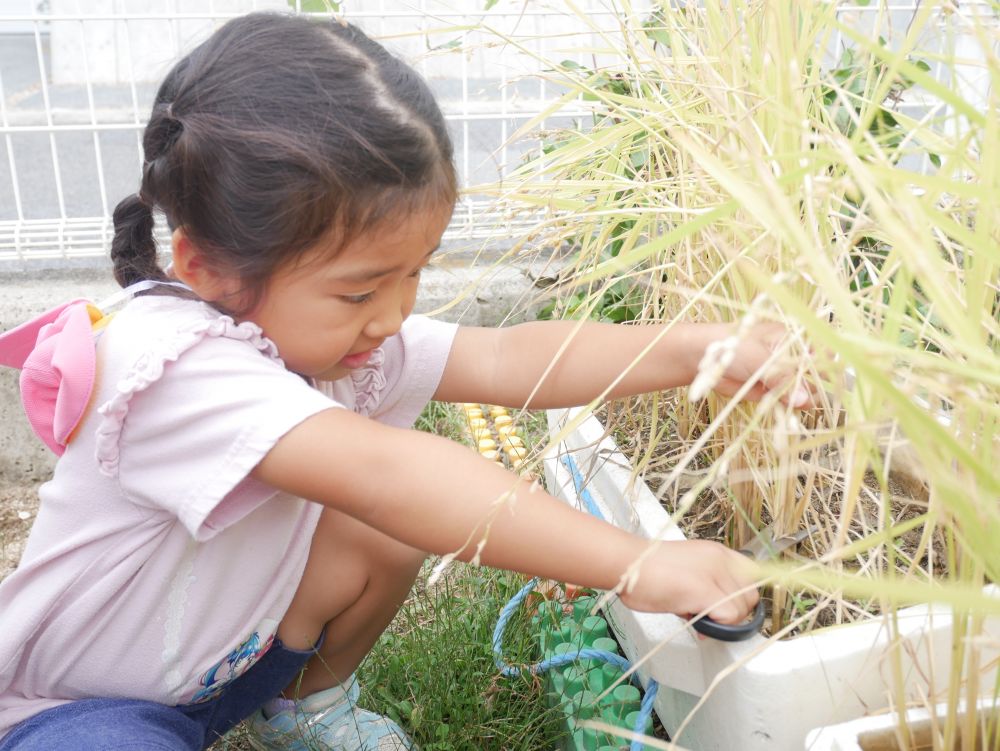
[805,699,999,750]
[542,408,1000,751]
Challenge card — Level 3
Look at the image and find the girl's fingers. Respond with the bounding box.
[704,594,750,625]
[728,560,761,618]
[716,370,817,408]
[717,321,820,409]
[697,557,760,625]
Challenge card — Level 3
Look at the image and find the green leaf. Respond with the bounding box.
[629,147,649,171]
[832,104,854,136]
[644,27,671,47]
[877,109,898,128]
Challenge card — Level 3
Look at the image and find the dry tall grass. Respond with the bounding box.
[475,2,999,746]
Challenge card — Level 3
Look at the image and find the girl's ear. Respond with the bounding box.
[170,228,242,303]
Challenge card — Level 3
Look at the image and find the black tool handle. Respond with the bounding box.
[691,599,765,641]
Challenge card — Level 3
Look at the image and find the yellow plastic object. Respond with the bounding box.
[459,404,535,475]
[505,446,528,461]
[500,435,524,449]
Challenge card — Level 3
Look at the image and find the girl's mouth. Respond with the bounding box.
[339,349,373,369]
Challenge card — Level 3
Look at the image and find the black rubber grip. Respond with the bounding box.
[691,599,765,641]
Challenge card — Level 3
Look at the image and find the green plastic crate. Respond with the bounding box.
[533,596,654,751]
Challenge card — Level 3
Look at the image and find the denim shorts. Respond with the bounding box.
[0,636,321,751]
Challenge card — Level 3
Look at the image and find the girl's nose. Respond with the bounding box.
[364,294,406,340]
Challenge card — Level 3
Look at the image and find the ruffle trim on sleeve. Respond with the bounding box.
[349,346,387,417]
[95,314,282,477]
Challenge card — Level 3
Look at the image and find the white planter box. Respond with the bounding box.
[805,699,999,750]
[542,408,1000,751]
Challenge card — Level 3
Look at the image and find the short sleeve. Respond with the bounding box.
[104,331,338,541]
[366,315,458,427]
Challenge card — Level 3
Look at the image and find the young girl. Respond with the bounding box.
[0,12,806,751]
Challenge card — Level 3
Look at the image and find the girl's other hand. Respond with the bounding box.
[616,539,759,628]
[694,322,814,409]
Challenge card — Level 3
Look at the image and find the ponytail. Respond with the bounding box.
[110,193,165,288]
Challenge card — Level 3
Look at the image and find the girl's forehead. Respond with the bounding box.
[300,205,451,279]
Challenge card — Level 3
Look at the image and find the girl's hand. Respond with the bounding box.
[693,322,813,408]
[617,539,759,626]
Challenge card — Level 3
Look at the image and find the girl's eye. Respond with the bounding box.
[341,292,374,305]
[408,266,424,279]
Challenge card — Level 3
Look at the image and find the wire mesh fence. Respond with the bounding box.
[0,1,992,263]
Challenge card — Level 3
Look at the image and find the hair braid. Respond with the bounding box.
[110,193,166,287]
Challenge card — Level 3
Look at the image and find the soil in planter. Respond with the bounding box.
[595,396,952,638]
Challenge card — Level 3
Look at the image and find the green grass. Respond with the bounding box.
[357,561,564,750]
[213,401,562,750]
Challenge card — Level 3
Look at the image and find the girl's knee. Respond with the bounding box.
[280,509,423,645]
[383,539,426,576]
[310,507,423,578]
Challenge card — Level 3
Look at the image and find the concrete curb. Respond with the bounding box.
[1,260,550,482]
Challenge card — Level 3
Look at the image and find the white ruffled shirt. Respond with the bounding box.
[0,295,457,738]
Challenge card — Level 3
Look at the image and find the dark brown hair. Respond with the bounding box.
[111,12,456,307]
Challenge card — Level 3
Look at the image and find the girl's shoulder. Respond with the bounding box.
[107,295,278,359]
[92,295,327,480]
[99,295,284,384]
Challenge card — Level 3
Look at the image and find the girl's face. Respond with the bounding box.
[242,203,452,382]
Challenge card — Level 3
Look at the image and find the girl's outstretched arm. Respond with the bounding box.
[435,320,808,409]
[252,407,758,622]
